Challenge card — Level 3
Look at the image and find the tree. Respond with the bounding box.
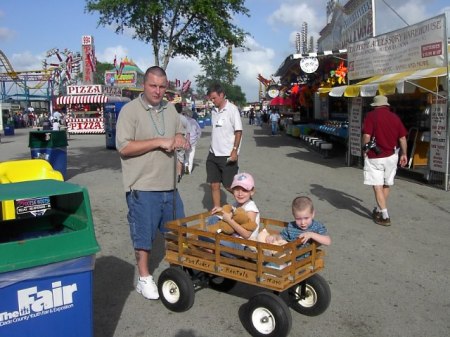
[93,61,113,85]
[223,83,246,106]
[195,51,238,90]
[195,51,246,106]
[85,0,249,70]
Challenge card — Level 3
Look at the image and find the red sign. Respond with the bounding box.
[67,118,104,134]
[67,85,102,95]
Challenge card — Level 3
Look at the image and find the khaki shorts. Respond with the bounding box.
[363,153,399,186]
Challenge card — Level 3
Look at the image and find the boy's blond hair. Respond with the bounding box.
[292,196,314,213]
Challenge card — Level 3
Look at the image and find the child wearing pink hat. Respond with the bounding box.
[210,172,260,241]
[202,173,260,255]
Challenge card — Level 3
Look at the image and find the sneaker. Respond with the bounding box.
[372,207,381,220]
[136,275,159,300]
[374,216,391,226]
[184,166,190,174]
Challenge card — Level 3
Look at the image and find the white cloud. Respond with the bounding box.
[164,56,202,86]
[267,1,326,47]
[96,45,129,64]
[9,51,41,71]
[234,36,277,102]
[375,0,429,34]
[0,27,15,41]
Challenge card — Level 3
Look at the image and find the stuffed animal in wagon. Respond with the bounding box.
[207,204,257,234]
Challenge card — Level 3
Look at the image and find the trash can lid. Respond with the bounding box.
[0,180,100,273]
[29,130,68,148]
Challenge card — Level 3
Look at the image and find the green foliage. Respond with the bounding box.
[195,51,245,106]
[93,61,114,85]
[85,0,249,70]
[195,51,238,89]
[223,83,246,106]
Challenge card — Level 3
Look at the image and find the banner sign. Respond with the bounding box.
[320,0,374,51]
[104,71,138,87]
[348,14,447,80]
[429,96,448,173]
[67,118,104,134]
[349,97,363,156]
[340,0,374,49]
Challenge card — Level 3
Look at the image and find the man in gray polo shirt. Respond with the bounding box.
[116,66,187,300]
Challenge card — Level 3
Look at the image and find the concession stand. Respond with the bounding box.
[329,14,449,190]
[56,85,129,134]
[273,0,450,190]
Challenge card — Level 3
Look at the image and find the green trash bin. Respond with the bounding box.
[29,131,68,180]
[0,180,100,337]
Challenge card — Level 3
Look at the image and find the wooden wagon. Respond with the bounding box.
[158,212,331,337]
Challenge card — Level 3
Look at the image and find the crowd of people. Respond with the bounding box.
[244,107,282,135]
[4,109,66,130]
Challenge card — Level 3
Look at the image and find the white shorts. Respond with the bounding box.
[363,153,399,186]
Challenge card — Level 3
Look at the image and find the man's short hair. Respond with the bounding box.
[144,66,167,81]
[207,82,224,96]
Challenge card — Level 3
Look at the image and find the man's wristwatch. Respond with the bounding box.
[233,146,238,150]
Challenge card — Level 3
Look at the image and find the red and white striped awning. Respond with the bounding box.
[56,95,108,105]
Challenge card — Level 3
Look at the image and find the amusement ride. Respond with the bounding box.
[0,48,81,105]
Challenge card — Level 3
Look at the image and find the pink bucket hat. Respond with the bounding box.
[230,172,255,191]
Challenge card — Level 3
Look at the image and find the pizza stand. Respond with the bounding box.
[56,85,129,135]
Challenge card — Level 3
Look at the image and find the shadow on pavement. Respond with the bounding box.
[67,146,121,180]
[252,127,349,168]
[309,183,371,218]
[199,182,228,211]
[93,256,134,337]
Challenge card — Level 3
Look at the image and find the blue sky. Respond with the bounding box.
[1,0,450,102]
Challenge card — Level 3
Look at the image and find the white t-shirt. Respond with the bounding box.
[187,117,202,146]
[233,199,260,240]
[53,111,62,121]
[210,100,243,156]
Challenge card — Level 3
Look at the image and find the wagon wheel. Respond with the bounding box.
[157,267,195,312]
[241,292,292,337]
[288,273,331,316]
[208,275,237,292]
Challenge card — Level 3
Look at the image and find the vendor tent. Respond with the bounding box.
[56,95,130,105]
[328,67,447,97]
[56,95,108,104]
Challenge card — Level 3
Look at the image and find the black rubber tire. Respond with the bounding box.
[288,273,331,316]
[208,275,237,292]
[157,267,195,312]
[242,292,292,337]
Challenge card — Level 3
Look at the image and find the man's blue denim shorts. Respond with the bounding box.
[126,189,185,250]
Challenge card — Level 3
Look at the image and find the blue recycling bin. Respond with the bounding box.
[0,180,100,337]
[204,117,211,126]
[3,124,15,136]
[198,119,205,129]
[29,131,68,180]
[104,100,129,149]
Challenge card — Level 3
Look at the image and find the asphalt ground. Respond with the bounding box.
[1,123,450,337]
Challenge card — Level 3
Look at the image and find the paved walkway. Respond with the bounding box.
[1,123,450,337]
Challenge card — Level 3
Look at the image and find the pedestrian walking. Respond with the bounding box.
[183,107,202,174]
[269,109,281,135]
[362,95,408,226]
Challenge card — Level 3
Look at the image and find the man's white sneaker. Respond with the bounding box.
[136,275,159,300]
